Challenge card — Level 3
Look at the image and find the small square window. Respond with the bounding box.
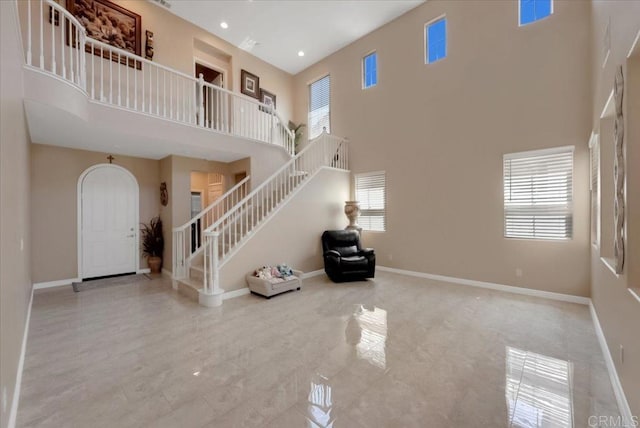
[425,17,447,64]
[363,52,377,89]
[519,0,552,26]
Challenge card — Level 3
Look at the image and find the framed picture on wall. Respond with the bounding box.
[68,0,141,57]
[260,89,276,109]
[240,70,260,99]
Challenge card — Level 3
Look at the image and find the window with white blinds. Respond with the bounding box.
[503,147,574,240]
[355,172,386,232]
[308,75,330,139]
[590,138,600,245]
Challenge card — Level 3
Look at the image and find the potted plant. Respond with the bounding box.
[141,216,164,274]
[288,121,306,153]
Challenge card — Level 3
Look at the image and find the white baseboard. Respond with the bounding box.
[33,277,79,290]
[377,266,590,305]
[8,286,34,428]
[301,269,325,279]
[222,287,250,300]
[137,268,150,274]
[161,268,172,278]
[590,302,635,427]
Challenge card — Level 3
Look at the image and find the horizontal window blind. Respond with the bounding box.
[356,172,386,232]
[503,147,573,240]
[309,75,330,139]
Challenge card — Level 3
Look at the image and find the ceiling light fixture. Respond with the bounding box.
[298,51,305,57]
[220,22,228,29]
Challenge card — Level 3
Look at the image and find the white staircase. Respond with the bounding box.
[16,0,350,306]
[173,131,349,306]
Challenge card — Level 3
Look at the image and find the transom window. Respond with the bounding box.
[363,51,378,89]
[355,172,386,232]
[425,17,447,64]
[519,0,553,26]
[503,147,574,240]
[308,75,331,140]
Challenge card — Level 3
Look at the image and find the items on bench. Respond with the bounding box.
[246,264,302,298]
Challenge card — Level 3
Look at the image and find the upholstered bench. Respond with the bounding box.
[246,269,303,298]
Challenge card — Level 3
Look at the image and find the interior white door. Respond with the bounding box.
[81,166,137,278]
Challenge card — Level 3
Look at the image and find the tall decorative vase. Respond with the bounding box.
[344,201,362,234]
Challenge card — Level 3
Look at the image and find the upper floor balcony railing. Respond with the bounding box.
[17,0,295,154]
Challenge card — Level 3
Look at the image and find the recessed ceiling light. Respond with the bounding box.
[298,51,305,57]
[220,22,228,29]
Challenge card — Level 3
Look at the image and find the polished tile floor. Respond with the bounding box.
[18,272,619,427]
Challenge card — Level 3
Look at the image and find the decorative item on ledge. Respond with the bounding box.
[344,201,362,234]
[240,69,260,99]
[145,30,154,61]
[141,216,164,274]
[288,121,306,153]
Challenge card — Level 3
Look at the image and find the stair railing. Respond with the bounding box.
[172,175,250,279]
[18,0,295,153]
[201,131,348,297]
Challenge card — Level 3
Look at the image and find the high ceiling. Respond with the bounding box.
[164,0,424,74]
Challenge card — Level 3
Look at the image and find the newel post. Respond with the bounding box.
[197,73,204,127]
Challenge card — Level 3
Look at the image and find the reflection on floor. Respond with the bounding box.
[17,272,619,427]
[506,347,573,427]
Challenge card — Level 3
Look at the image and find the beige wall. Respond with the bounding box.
[88,0,295,123]
[589,0,640,417]
[0,1,32,426]
[30,144,161,283]
[220,168,350,291]
[294,0,592,297]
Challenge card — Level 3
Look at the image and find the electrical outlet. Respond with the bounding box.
[516,268,523,277]
[388,254,393,261]
[20,238,24,252]
[2,386,7,414]
[620,345,624,364]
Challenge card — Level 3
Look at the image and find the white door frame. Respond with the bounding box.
[77,164,140,280]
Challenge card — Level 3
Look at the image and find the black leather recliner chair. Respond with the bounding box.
[321,230,375,282]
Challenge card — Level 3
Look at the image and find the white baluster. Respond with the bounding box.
[60,15,65,78]
[99,45,104,101]
[50,9,55,74]
[90,41,94,99]
[109,50,113,103]
[141,62,145,111]
[197,73,204,127]
[27,0,32,65]
[117,54,121,106]
[69,21,74,81]
[81,31,86,90]
[156,66,159,115]
[39,0,43,69]
[76,26,80,85]
[133,58,137,109]
[126,56,130,108]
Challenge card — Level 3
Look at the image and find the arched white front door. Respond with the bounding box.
[79,164,139,279]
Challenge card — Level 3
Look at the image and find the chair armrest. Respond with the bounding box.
[359,248,375,256]
[324,250,341,259]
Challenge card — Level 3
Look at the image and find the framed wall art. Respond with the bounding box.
[240,69,260,99]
